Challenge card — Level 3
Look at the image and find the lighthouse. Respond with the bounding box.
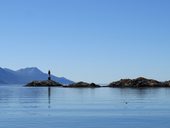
[48,70,51,80]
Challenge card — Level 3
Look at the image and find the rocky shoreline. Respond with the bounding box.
[25,77,170,88]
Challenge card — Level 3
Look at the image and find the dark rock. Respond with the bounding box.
[65,82,101,88]
[108,77,163,87]
[163,81,170,87]
[25,80,63,87]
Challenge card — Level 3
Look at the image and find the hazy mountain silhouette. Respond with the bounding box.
[0,67,74,85]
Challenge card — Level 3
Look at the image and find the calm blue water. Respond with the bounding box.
[0,85,170,128]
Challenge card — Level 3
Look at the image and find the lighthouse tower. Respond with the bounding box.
[48,70,51,80]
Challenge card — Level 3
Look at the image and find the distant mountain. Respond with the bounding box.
[0,67,74,85]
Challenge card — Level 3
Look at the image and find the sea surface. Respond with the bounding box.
[0,85,170,128]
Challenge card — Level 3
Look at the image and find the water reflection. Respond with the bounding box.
[48,87,51,108]
[118,88,161,99]
[1,86,170,110]
[1,86,170,128]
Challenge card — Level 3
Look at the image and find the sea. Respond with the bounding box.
[0,85,170,128]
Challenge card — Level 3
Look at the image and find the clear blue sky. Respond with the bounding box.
[0,0,170,83]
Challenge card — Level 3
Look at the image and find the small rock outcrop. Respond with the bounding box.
[163,81,170,87]
[108,77,163,87]
[26,80,63,87]
[65,82,101,88]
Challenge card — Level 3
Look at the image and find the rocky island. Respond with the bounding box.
[25,70,63,87]
[26,80,63,87]
[64,82,101,88]
[108,77,170,88]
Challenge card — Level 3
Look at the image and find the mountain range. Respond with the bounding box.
[0,67,74,85]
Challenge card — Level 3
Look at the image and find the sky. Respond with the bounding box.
[0,0,170,83]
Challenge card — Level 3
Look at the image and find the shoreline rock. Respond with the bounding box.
[108,77,170,88]
[64,82,101,88]
[25,80,63,87]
